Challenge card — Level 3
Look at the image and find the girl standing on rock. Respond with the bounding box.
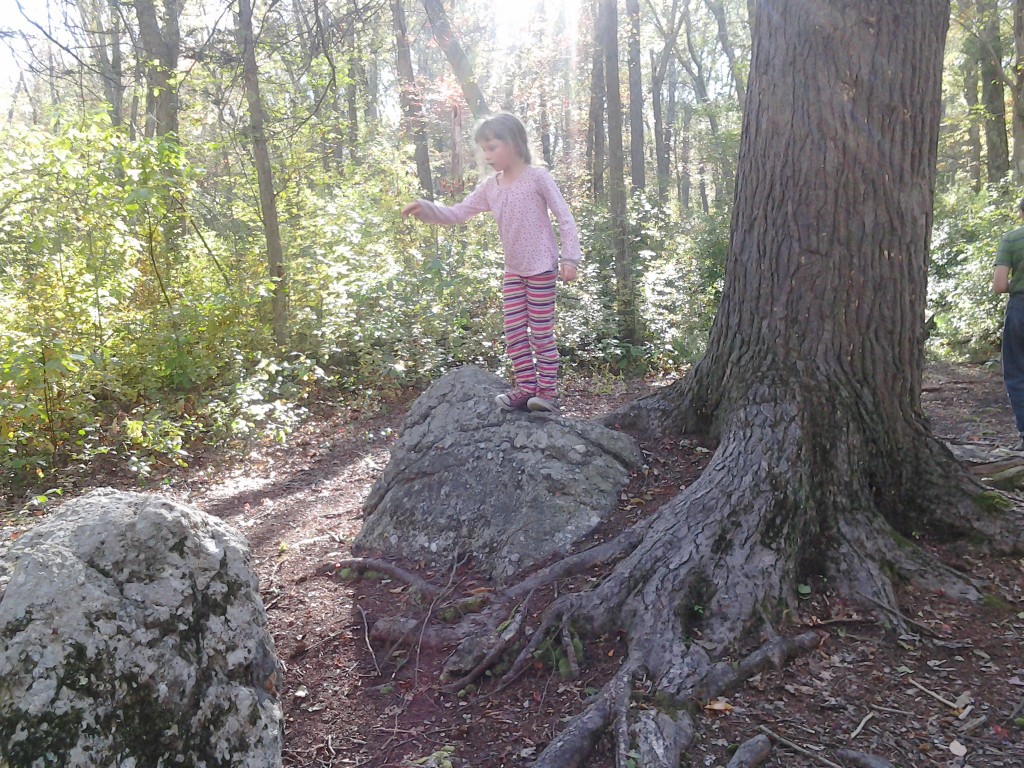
[401,113,581,414]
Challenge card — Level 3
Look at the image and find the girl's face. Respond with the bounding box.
[481,138,519,173]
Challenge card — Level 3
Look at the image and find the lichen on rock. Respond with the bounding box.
[0,489,283,767]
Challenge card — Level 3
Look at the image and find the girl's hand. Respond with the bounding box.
[560,262,578,283]
[401,201,422,218]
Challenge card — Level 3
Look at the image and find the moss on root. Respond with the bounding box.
[973,490,1012,514]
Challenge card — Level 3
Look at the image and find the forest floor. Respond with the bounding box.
[5,361,1024,767]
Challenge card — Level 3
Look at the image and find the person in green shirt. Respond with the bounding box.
[992,197,1024,450]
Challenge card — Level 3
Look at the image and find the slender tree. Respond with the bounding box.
[703,0,746,108]
[392,0,433,197]
[586,0,607,197]
[602,0,640,345]
[1013,0,1024,180]
[422,0,488,117]
[975,0,1009,181]
[625,0,644,191]
[236,0,288,346]
[963,56,984,191]
[648,0,685,203]
[133,0,180,138]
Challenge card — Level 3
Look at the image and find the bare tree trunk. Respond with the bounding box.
[134,0,180,138]
[236,0,288,347]
[587,1,607,199]
[702,0,745,108]
[1013,0,1024,181]
[976,0,1009,181]
[964,60,983,192]
[422,0,488,117]
[602,0,640,346]
[649,0,684,204]
[392,0,433,197]
[626,0,644,191]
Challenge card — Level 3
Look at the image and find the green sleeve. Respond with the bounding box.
[995,234,1011,268]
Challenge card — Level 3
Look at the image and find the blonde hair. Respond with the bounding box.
[474,113,532,165]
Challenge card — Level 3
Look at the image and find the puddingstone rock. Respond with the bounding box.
[0,489,283,768]
[356,365,644,580]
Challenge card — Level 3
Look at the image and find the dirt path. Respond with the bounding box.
[4,363,1024,767]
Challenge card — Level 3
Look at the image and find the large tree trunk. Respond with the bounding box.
[514,0,1021,764]
[236,0,288,347]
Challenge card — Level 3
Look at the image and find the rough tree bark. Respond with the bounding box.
[362,1,1024,766]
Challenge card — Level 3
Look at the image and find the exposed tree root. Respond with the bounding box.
[519,398,1000,766]
[725,734,771,768]
[835,749,895,768]
[504,516,656,601]
[352,379,1020,765]
[324,557,444,599]
[440,590,534,693]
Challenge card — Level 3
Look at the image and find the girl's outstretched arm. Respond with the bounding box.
[401,182,491,225]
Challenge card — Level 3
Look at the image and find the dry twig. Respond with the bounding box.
[848,711,874,740]
[357,604,381,676]
[757,725,843,768]
[906,677,957,709]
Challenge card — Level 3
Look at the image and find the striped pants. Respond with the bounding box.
[502,271,559,394]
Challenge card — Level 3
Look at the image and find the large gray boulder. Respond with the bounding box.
[0,489,282,768]
[356,366,644,580]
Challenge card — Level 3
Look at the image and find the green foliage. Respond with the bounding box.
[560,194,726,375]
[643,203,729,366]
[928,182,1017,361]
[0,116,316,499]
[0,103,734,507]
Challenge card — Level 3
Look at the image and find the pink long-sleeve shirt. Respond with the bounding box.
[412,165,581,276]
